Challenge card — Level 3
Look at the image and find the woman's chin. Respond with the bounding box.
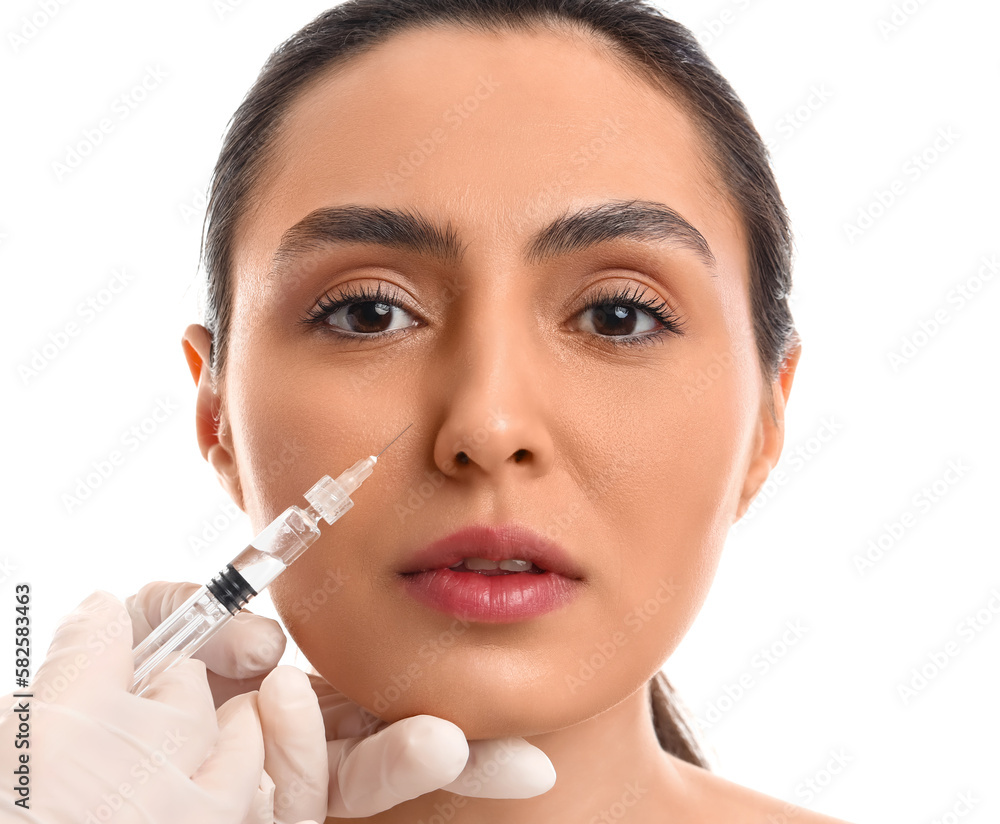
[332,671,595,740]
[367,694,574,741]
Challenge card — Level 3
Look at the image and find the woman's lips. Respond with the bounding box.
[398,567,582,623]
[398,523,585,579]
[396,522,585,622]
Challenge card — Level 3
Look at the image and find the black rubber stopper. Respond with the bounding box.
[207,563,258,615]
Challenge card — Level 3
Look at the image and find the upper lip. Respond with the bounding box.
[399,523,585,580]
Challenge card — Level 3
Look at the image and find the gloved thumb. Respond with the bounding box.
[440,737,556,798]
[190,690,266,817]
[257,666,328,824]
[126,581,286,679]
[327,714,468,817]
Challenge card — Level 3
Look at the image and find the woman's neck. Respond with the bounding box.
[326,681,697,823]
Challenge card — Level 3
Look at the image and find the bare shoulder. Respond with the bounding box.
[668,754,857,824]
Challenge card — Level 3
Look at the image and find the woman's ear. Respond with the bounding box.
[181,323,244,512]
[733,340,803,523]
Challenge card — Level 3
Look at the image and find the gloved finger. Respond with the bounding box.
[127,582,287,680]
[34,591,134,703]
[307,674,384,741]
[242,767,276,824]
[257,666,328,824]
[439,737,556,798]
[125,580,189,644]
[206,669,269,711]
[327,715,468,818]
[121,657,220,778]
[190,691,266,822]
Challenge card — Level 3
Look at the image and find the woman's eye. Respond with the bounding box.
[576,302,660,337]
[302,283,418,339]
[573,284,686,346]
[323,299,417,335]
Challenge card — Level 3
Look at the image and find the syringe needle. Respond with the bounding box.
[377,422,413,458]
[130,432,410,697]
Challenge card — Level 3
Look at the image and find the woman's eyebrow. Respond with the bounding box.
[270,199,716,276]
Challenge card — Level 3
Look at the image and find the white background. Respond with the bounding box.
[2,1,998,821]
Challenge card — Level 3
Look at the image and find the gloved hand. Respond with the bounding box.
[127,580,558,819]
[0,590,319,824]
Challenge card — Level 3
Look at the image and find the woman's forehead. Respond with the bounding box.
[233,22,746,294]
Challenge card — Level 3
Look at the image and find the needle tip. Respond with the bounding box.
[376,422,414,458]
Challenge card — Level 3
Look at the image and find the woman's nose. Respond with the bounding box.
[431,320,555,480]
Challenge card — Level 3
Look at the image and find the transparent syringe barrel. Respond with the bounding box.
[130,586,230,696]
[239,505,323,581]
[130,505,324,696]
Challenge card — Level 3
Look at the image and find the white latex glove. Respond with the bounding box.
[0,590,316,824]
[127,581,557,819]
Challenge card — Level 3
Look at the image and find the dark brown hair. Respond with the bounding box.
[199,0,800,769]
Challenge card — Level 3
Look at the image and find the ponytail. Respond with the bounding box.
[649,671,713,768]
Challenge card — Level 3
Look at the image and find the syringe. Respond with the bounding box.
[130,424,411,697]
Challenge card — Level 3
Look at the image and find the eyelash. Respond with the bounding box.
[577,283,686,348]
[300,281,686,348]
[301,283,410,342]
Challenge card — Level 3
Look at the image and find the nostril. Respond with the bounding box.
[456,451,470,465]
[513,449,528,463]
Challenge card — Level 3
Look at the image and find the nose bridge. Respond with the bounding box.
[433,276,554,478]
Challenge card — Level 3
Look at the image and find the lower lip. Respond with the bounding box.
[398,568,582,623]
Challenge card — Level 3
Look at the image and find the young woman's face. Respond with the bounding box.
[190,24,794,739]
